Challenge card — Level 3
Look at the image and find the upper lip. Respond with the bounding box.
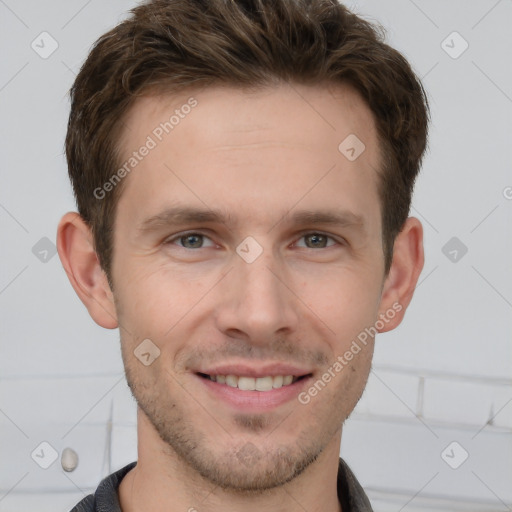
[195,363,313,378]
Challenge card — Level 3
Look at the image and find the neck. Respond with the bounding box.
[118,408,344,512]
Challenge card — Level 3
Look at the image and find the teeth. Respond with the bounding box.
[272,375,283,388]
[209,374,297,391]
[238,376,255,391]
[226,375,238,388]
[255,376,273,391]
[283,375,293,386]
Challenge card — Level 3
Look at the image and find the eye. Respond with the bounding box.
[295,232,338,249]
[165,232,216,249]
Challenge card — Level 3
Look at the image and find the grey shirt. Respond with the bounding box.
[70,457,373,511]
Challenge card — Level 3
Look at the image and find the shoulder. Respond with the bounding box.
[69,462,137,512]
[69,494,95,512]
[338,457,374,512]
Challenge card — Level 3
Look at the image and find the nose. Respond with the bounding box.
[214,247,300,345]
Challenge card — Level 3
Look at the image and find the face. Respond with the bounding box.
[111,82,387,491]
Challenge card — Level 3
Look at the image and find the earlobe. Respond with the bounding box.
[56,212,118,329]
[377,217,424,333]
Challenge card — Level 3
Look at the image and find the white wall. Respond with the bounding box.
[1,1,511,511]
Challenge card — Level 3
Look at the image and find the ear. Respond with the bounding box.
[56,212,118,329]
[377,217,424,333]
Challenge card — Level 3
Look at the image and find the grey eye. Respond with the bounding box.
[297,233,336,249]
[179,234,205,248]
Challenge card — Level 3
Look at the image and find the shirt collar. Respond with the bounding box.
[74,457,373,512]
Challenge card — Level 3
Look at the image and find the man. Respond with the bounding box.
[57,0,429,510]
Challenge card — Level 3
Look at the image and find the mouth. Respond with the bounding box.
[196,373,310,391]
[194,366,313,412]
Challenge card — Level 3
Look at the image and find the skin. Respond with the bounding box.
[57,82,424,512]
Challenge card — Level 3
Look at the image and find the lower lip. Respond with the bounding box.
[197,375,311,412]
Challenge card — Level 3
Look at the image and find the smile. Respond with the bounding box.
[196,369,312,412]
[198,373,302,391]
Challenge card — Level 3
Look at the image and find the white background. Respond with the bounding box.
[0,1,511,510]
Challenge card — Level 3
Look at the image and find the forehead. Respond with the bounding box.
[121,82,378,153]
[115,82,382,232]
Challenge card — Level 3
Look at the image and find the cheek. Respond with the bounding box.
[299,267,382,338]
[298,340,374,430]
[113,260,220,363]
[115,259,184,312]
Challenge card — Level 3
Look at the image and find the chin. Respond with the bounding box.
[187,442,322,493]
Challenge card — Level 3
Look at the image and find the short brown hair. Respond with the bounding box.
[66,0,429,280]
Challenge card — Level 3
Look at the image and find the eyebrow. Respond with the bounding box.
[138,206,233,233]
[137,206,365,234]
[287,210,365,229]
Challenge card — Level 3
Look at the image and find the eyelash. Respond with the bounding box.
[164,231,343,250]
